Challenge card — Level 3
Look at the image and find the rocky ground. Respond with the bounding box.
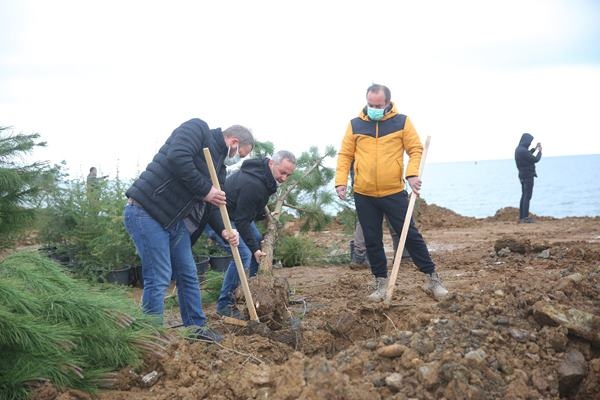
[41,207,599,400]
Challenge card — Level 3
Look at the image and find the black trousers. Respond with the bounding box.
[519,176,534,220]
[354,191,435,278]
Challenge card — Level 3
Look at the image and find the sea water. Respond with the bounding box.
[421,154,600,218]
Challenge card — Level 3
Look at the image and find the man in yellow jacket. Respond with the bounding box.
[335,84,448,302]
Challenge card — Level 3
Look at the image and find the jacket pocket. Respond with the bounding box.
[394,159,404,182]
[153,179,172,197]
[353,161,363,189]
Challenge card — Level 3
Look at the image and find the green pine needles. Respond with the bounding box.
[0,251,166,399]
[0,127,57,249]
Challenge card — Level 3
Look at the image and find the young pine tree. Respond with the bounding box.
[0,126,57,248]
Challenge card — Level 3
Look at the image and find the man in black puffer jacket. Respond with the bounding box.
[210,150,296,319]
[514,132,542,223]
[124,118,254,341]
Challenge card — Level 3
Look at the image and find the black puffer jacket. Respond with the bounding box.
[514,133,542,179]
[126,118,227,230]
[224,158,277,253]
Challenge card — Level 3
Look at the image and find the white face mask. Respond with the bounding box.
[224,145,241,166]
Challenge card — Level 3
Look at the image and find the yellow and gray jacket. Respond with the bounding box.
[335,103,423,197]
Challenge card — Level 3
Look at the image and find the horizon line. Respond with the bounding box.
[429,152,599,165]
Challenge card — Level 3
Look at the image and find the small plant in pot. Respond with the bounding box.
[191,234,212,282]
[38,175,139,285]
[193,229,233,273]
[208,247,233,273]
[194,255,210,283]
[84,178,139,285]
[85,228,138,285]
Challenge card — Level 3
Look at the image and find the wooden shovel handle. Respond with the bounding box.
[203,148,259,322]
[384,136,431,304]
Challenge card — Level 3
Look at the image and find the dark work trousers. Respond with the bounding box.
[519,176,534,220]
[354,190,435,278]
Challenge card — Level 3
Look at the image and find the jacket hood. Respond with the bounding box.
[359,102,399,122]
[240,158,278,194]
[518,133,534,147]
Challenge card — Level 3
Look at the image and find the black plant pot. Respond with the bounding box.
[132,260,208,287]
[131,265,144,288]
[106,266,133,286]
[209,255,232,272]
[194,255,210,283]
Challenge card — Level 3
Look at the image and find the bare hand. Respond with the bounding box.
[254,249,265,263]
[203,186,226,206]
[407,176,422,196]
[221,229,239,247]
[336,185,347,200]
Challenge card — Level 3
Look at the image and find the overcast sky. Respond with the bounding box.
[1,0,599,180]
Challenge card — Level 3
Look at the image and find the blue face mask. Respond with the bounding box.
[224,145,241,166]
[367,106,385,121]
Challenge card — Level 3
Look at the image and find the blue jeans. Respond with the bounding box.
[210,222,262,311]
[124,204,206,327]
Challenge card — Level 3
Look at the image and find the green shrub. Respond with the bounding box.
[0,128,58,249]
[38,175,138,278]
[335,206,357,234]
[274,234,323,267]
[201,270,224,303]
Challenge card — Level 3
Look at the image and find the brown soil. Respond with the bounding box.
[36,209,600,400]
[415,199,479,229]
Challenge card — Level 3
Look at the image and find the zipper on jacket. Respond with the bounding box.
[153,179,172,196]
[166,198,194,230]
[375,122,379,194]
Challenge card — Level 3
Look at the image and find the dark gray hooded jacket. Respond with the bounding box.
[223,158,277,253]
[515,133,542,179]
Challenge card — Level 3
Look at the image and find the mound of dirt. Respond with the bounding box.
[487,207,558,223]
[488,206,522,221]
[415,200,479,230]
[493,237,551,254]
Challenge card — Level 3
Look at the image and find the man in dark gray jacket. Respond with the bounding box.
[124,118,254,341]
[515,133,542,223]
[212,150,296,318]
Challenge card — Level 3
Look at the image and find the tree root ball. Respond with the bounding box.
[246,275,290,328]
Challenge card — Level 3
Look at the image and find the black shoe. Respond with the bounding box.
[216,304,247,320]
[192,326,223,343]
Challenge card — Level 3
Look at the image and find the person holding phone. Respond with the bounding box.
[515,133,542,223]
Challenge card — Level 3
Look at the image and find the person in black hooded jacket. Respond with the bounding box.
[211,150,296,318]
[514,133,542,223]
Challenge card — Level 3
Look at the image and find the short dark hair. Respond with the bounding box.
[366,84,391,103]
